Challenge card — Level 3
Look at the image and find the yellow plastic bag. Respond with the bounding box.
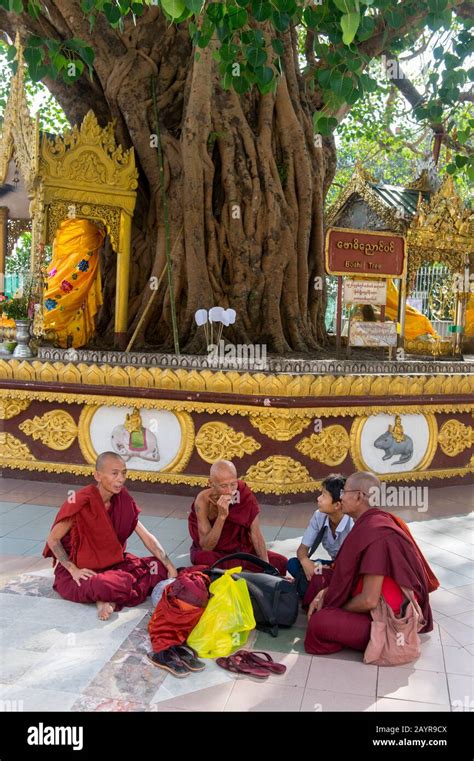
[187,567,256,658]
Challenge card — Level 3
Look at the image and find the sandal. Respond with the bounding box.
[216,653,269,679]
[171,645,206,672]
[147,648,190,678]
[237,650,287,674]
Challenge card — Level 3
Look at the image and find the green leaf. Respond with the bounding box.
[271,38,284,56]
[220,42,240,61]
[341,11,360,45]
[273,0,296,13]
[6,44,17,62]
[131,3,145,14]
[52,53,68,71]
[254,65,273,86]
[103,2,122,23]
[356,14,375,40]
[183,0,203,13]
[9,0,23,12]
[27,0,41,18]
[160,0,185,18]
[27,36,44,47]
[313,115,338,135]
[445,163,456,175]
[206,2,224,21]
[233,74,251,94]
[316,68,332,88]
[252,0,272,21]
[427,0,448,13]
[272,10,291,32]
[228,6,248,29]
[79,46,95,67]
[24,46,42,69]
[455,154,468,168]
[245,46,266,68]
[384,9,404,28]
[332,0,357,13]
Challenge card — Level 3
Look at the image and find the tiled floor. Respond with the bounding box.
[0,476,472,712]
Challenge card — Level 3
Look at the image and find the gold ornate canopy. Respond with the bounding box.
[0,38,138,346]
[0,35,38,275]
[406,175,474,285]
[0,35,40,195]
[38,111,138,345]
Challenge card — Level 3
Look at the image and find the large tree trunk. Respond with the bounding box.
[1,5,337,353]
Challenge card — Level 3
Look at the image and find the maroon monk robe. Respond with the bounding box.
[305,508,433,655]
[43,485,168,611]
[188,479,287,576]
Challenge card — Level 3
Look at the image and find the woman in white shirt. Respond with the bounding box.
[287,474,353,598]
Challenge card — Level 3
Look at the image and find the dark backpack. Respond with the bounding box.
[205,552,299,637]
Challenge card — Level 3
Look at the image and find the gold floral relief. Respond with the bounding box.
[195,422,261,463]
[296,424,350,466]
[0,433,35,460]
[0,398,30,420]
[438,420,474,458]
[249,414,312,441]
[19,410,78,450]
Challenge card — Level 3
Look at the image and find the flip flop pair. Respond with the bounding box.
[147,644,206,678]
[216,650,286,679]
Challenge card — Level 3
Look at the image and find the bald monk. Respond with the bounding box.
[188,459,288,576]
[304,471,437,655]
[44,452,177,620]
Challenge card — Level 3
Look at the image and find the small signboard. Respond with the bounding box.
[344,279,387,305]
[326,228,406,278]
[349,321,397,347]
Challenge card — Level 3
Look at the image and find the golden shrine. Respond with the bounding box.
[0,36,138,347]
[326,160,474,356]
[0,44,472,501]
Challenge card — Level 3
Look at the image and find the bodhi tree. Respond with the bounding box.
[0,0,472,353]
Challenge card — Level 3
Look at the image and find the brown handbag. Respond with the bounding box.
[363,587,426,667]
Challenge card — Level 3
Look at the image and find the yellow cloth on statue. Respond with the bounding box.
[43,218,105,348]
[465,292,474,338]
[385,279,439,340]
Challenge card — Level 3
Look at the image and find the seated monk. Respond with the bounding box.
[189,459,288,576]
[44,452,177,620]
[304,471,438,655]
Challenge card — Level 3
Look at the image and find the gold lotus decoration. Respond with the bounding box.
[249,414,312,441]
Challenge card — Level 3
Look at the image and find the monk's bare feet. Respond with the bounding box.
[96,601,115,621]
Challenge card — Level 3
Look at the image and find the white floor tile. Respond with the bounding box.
[306,656,377,697]
[443,646,474,677]
[377,668,449,705]
[447,673,474,710]
[301,688,376,712]
[376,698,450,712]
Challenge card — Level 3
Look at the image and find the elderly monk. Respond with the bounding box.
[304,471,438,655]
[188,460,288,575]
[44,452,177,620]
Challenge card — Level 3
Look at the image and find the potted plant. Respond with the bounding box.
[1,279,35,358]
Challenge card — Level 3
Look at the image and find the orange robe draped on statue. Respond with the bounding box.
[42,218,104,348]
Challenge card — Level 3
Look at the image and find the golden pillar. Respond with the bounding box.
[0,207,8,295]
[114,211,132,349]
